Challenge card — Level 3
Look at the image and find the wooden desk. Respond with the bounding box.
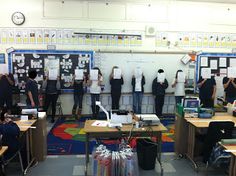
[221,144,236,176]
[83,120,167,176]
[185,113,236,170]
[0,146,8,156]
[15,119,37,175]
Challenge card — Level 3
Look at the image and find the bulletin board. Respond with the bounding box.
[8,50,93,92]
[196,53,236,98]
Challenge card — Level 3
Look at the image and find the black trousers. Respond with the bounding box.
[155,95,165,117]
[111,92,121,110]
[0,95,12,110]
[44,94,58,119]
[200,98,214,108]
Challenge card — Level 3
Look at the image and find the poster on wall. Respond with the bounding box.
[10,50,93,91]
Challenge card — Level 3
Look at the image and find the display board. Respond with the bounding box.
[9,50,93,92]
[196,53,236,98]
[94,52,189,93]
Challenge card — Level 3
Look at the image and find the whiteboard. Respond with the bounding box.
[96,53,188,93]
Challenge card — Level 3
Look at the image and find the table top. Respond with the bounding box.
[185,113,236,128]
[220,143,236,156]
[83,120,167,133]
[0,146,8,156]
[14,119,37,132]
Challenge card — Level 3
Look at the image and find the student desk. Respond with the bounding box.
[15,119,37,175]
[220,143,236,176]
[0,146,8,156]
[83,120,167,176]
[185,113,235,170]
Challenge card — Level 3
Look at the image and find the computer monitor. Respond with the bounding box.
[183,98,200,109]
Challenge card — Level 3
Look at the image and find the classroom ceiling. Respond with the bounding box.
[177,0,236,4]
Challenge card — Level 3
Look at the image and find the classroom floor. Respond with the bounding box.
[5,118,228,176]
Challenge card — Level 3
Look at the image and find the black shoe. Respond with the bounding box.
[50,119,55,123]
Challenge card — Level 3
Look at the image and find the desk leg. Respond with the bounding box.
[85,133,89,176]
[23,129,37,175]
[186,123,198,171]
[229,155,236,176]
[156,132,163,176]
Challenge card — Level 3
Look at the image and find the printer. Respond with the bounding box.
[137,114,160,126]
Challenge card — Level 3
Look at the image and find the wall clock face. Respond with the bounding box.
[12,12,25,25]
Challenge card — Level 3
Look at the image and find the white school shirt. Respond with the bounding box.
[172,78,185,96]
[90,76,103,94]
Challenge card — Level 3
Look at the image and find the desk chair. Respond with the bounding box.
[202,121,234,164]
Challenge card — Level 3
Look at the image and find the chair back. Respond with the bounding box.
[203,121,235,163]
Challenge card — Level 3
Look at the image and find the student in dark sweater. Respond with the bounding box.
[197,76,216,108]
[109,66,124,110]
[42,76,61,123]
[0,107,20,161]
[223,77,236,103]
[71,74,86,120]
[152,69,168,117]
[25,70,39,108]
[0,73,15,110]
[131,71,145,114]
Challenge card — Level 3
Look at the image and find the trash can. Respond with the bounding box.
[136,138,157,170]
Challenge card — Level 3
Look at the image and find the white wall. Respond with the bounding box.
[1,0,236,114]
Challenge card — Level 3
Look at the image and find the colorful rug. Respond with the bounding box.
[47,115,175,155]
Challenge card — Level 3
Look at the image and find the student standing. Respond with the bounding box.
[25,70,39,108]
[197,76,216,108]
[223,77,236,103]
[131,69,145,114]
[109,66,124,110]
[171,70,185,105]
[71,73,86,119]
[42,76,61,123]
[0,73,15,110]
[87,67,103,119]
[152,69,168,117]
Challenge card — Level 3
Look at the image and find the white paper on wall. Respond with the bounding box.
[200,57,208,66]
[0,64,9,74]
[113,68,121,79]
[90,69,98,81]
[177,72,185,83]
[210,60,218,70]
[227,67,236,78]
[230,59,236,67]
[219,57,227,67]
[157,72,165,83]
[75,69,83,80]
[48,69,58,80]
[201,68,211,79]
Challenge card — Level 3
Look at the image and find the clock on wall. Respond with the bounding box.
[11,12,25,25]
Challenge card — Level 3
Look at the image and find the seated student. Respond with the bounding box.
[223,76,236,103]
[42,75,61,123]
[197,76,216,108]
[0,107,20,161]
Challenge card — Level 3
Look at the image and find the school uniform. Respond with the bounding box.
[198,77,216,108]
[110,77,124,110]
[73,80,84,111]
[152,78,168,117]
[223,77,236,103]
[132,75,145,114]
[0,74,14,109]
[0,121,20,160]
[25,79,39,108]
[42,80,61,122]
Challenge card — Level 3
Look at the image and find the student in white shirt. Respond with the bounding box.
[171,70,186,105]
[87,67,103,119]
